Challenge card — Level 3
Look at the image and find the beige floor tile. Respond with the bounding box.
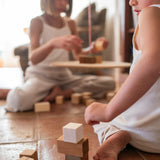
[0,142,37,160]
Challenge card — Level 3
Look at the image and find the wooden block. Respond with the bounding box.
[95,40,104,51]
[34,102,50,112]
[82,92,92,97]
[63,122,83,143]
[71,93,82,104]
[65,153,88,160]
[19,149,38,160]
[82,95,91,105]
[95,39,108,52]
[57,136,89,157]
[18,156,34,160]
[55,95,64,104]
[85,98,95,106]
[79,56,96,63]
[106,92,115,102]
[95,56,102,63]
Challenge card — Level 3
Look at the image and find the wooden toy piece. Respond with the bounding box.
[82,96,91,105]
[82,92,92,97]
[94,39,108,52]
[95,56,102,63]
[71,93,82,105]
[34,102,50,112]
[82,92,92,105]
[106,91,115,102]
[79,55,96,64]
[57,136,89,157]
[63,122,83,143]
[19,149,38,160]
[85,98,95,106]
[65,153,88,160]
[18,156,34,160]
[55,95,64,104]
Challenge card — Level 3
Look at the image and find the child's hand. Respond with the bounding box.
[84,102,108,125]
[51,35,83,52]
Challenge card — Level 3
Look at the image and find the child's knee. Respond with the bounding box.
[6,88,34,112]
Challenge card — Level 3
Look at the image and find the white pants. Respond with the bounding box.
[6,74,115,112]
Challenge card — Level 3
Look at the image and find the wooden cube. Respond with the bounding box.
[55,95,64,104]
[18,156,34,160]
[82,92,92,97]
[19,149,38,160]
[85,98,95,106]
[95,40,104,52]
[71,93,82,105]
[63,122,83,143]
[57,136,89,157]
[82,95,91,105]
[34,102,50,112]
[106,92,115,102]
[95,56,102,63]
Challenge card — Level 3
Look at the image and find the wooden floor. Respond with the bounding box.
[0,67,160,160]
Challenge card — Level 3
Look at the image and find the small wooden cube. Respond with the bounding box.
[85,98,95,106]
[106,92,115,102]
[63,122,83,143]
[18,156,34,160]
[82,95,91,105]
[82,92,92,97]
[57,136,89,157]
[34,102,50,112]
[55,95,64,104]
[19,149,38,160]
[95,56,102,63]
[95,40,104,52]
[71,93,82,104]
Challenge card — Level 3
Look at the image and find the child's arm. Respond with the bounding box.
[85,6,160,125]
[29,18,83,65]
[68,19,108,60]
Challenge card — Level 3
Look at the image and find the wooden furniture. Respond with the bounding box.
[51,60,131,90]
[50,61,131,69]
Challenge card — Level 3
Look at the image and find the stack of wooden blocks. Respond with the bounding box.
[71,92,95,106]
[57,122,89,160]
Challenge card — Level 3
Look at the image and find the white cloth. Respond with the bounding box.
[94,4,160,153]
[6,16,115,112]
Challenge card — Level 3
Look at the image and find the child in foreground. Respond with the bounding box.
[5,0,114,112]
[85,0,160,159]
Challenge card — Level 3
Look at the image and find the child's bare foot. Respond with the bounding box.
[0,89,10,99]
[43,86,73,102]
[93,130,131,160]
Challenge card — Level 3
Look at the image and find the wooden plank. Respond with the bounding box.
[50,61,131,69]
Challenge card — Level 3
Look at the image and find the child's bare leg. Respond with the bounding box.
[93,130,131,160]
[43,86,74,102]
[0,89,10,99]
